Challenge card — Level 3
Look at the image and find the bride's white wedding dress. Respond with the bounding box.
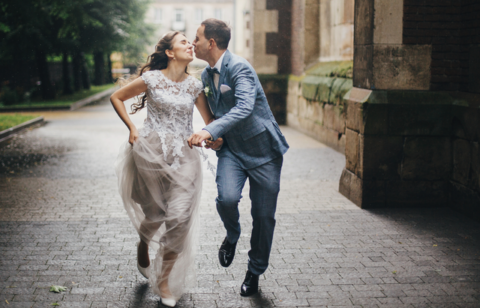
[115,70,206,300]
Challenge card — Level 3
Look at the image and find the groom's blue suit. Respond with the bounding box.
[202,50,289,275]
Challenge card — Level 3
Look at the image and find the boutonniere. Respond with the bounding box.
[204,84,212,98]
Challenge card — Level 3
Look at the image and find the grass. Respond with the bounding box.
[0,84,115,109]
[0,114,39,131]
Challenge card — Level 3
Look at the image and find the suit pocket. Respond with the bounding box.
[221,90,235,104]
[241,122,266,140]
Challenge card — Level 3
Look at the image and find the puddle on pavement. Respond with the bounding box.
[0,130,73,177]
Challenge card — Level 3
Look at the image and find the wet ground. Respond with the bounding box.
[1,98,480,308]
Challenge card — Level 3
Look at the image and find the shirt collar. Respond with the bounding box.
[211,51,226,73]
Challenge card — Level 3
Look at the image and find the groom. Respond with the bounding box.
[189,18,289,296]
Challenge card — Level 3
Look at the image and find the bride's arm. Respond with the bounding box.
[110,77,147,145]
[194,92,214,125]
[194,92,223,150]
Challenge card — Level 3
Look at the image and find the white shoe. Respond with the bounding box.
[136,241,150,279]
[160,297,176,307]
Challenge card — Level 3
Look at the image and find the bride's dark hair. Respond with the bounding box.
[126,31,188,114]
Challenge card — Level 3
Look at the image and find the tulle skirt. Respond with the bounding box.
[115,131,202,299]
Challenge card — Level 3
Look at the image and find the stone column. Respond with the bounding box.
[339,0,450,209]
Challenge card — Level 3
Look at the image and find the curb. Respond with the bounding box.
[0,116,45,143]
[70,86,117,111]
[0,86,117,112]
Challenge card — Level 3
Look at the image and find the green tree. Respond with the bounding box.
[0,0,153,100]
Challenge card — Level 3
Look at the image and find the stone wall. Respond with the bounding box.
[340,89,480,216]
[340,0,480,220]
[286,61,353,153]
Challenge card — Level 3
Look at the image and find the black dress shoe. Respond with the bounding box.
[218,237,237,267]
[240,270,259,296]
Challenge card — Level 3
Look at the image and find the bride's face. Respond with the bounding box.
[168,34,194,62]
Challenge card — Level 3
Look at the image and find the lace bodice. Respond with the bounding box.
[139,70,203,169]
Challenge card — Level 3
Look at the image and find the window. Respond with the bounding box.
[154,8,162,23]
[195,8,203,23]
[175,9,184,22]
[246,39,249,48]
[214,8,222,20]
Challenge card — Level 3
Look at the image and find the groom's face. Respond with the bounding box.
[193,25,209,60]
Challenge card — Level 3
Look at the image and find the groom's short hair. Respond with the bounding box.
[201,18,231,50]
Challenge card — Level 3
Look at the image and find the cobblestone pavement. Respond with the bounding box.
[1,99,480,308]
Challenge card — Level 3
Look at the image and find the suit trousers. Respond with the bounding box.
[215,148,283,275]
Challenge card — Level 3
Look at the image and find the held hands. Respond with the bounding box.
[205,137,223,150]
[129,127,139,145]
[187,130,212,149]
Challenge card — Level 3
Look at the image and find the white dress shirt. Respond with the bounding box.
[210,51,226,89]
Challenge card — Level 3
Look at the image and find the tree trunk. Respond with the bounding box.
[107,53,114,84]
[72,52,83,92]
[93,51,105,85]
[35,49,55,100]
[62,51,73,95]
[80,52,91,90]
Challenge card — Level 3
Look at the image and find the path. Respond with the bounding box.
[1,98,480,308]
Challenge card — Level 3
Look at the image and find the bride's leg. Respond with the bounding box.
[138,219,162,268]
[159,250,178,298]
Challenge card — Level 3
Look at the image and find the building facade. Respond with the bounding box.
[145,0,251,67]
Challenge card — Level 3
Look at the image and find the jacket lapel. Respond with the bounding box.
[203,72,217,114]
[214,50,232,107]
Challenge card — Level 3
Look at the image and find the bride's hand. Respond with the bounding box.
[205,137,223,150]
[129,127,139,145]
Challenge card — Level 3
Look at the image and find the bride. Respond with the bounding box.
[110,31,221,307]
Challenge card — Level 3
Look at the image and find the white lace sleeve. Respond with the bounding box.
[192,78,204,100]
[141,71,156,89]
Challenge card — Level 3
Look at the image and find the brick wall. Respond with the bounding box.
[403,0,480,92]
[290,0,304,76]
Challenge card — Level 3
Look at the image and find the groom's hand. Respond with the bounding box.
[205,137,223,150]
[188,130,212,148]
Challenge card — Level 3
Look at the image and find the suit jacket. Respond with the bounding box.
[202,50,289,169]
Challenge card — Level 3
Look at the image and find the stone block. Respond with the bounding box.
[373,45,431,90]
[345,129,359,174]
[346,101,362,132]
[286,93,298,115]
[453,138,471,186]
[288,79,301,98]
[353,45,373,89]
[323,104,335,130]
[313,101,324,124]
[339,168,363,207]
[387,104,452,136]
[450,181,480,220]
[361,135,404,180]
[373,0,403,44]
[386,180,449,208]
[354,0,374,45]
[452,104,479,140]
[400,137,452,181]
[298,96,308,119]
[253,10,278,33]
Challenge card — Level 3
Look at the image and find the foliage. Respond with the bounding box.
[306,61,353,79]
[0,0,152,99]
[49,285,67,293]
[0,114,37,131]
